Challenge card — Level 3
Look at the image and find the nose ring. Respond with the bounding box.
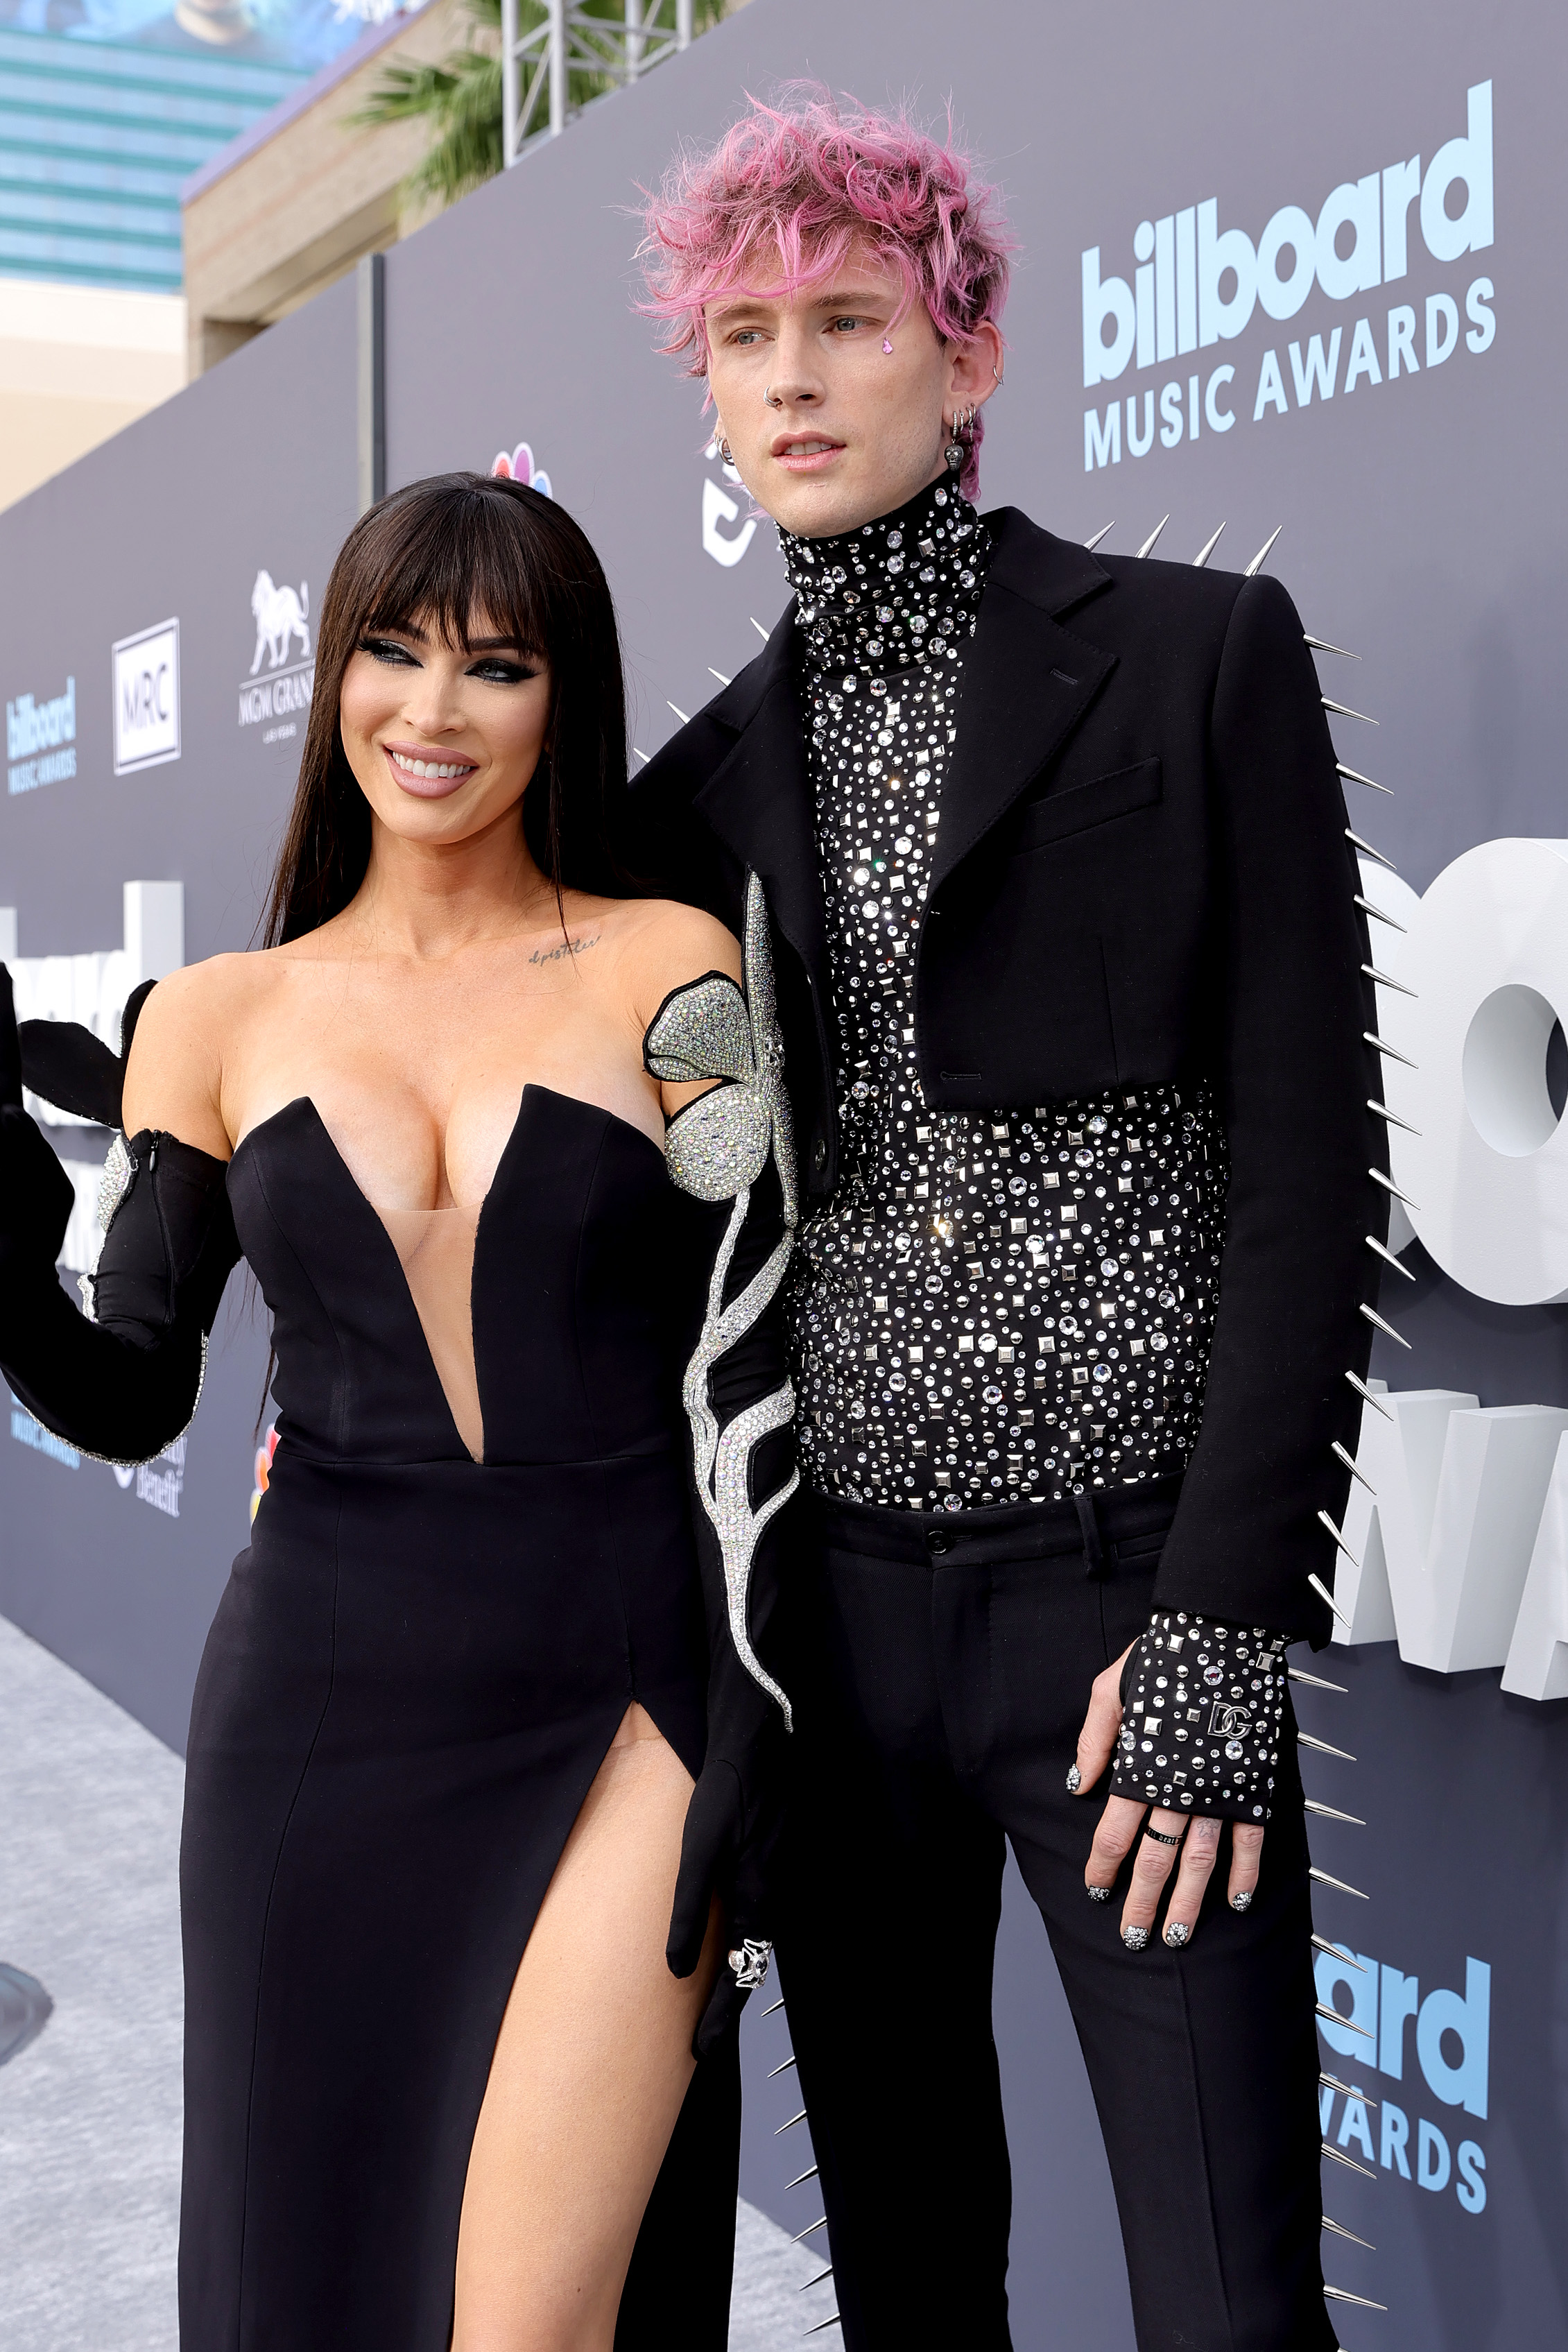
[764,385,784,409]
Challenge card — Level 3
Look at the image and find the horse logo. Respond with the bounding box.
[250,572,311,675]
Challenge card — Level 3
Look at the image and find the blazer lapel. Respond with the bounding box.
[691,609,829,990]
[931,510,1118,893]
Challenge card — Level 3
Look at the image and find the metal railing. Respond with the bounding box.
[501,0,695,165]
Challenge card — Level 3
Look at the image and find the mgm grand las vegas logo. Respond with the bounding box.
[237,569,312,746]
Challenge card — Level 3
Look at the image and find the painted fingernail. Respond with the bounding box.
[1086,1883,1112,1904]
[1065,1764,1082,1794]
[1121,1925,1149,1952]
[1230,1889,1254,1913]
[1164,1921,1190,1948]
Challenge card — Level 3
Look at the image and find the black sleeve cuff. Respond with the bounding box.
[1109,1610,1289,1823]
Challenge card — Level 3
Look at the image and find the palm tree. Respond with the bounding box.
[356,0,727,216]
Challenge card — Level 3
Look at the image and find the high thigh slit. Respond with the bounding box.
[179,1087,734,2350]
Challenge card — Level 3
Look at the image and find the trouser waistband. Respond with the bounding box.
[809,1470,1184,1577]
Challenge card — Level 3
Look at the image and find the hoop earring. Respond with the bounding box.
[718,437,734,465]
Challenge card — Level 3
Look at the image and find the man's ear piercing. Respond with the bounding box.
[718,438,734,465]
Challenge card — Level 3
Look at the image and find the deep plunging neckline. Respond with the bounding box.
[231,1085,666,1465]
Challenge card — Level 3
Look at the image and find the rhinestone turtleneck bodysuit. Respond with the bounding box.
[782,476,1227,1513]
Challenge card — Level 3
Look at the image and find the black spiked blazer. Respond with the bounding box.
[627,506,1386,1642]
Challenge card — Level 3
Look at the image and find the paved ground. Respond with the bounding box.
[0,1614,836,2351]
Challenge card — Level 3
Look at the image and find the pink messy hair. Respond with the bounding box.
[637,85,1014,502]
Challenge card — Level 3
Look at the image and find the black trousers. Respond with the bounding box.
[775,1479,1334,2352]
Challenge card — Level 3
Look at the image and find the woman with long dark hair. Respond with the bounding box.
[0,473,795,2349]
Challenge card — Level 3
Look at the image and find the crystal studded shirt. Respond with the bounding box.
[781,477,1227,1513]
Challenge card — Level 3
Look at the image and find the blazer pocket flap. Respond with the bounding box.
[1013,756,1163,852]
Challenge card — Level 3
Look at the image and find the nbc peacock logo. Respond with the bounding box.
[490,443,553,499]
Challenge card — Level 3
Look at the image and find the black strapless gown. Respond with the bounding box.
[179,1087,732,2350]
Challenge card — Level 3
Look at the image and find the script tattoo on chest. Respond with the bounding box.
[527,932,600,968]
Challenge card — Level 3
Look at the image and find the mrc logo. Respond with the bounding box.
[1080,82,1495,467]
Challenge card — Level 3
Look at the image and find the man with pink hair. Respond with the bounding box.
[632,89,1380,2349]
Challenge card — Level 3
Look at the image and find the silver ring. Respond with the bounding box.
[727,1936,773,1989]
[764,386,783,410]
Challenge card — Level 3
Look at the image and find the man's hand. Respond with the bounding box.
[1070,1641,1264,1948]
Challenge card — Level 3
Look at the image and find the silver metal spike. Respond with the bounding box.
[1338,759,1393,796]
[1320,2070,1377,2109]
[1354,894,1406,933]
[1307,1800,1368,1827]
[768,2055,799,2079]
[785,2165,820,2191]
[1360,1302,1411,1348]
[1317,1509,1359,1564]
[1136,515,1169,558]
[1301,1731,1358,1762]
[1317,2004,1375,2043]
[1364,1029,1417,1070]
[633,746,651,764]
[804,2315,843,2337]
[1313,1935,1366,1970]
[1368,1163,1420,1206]
[1362,960,1418,1000]
[1309,1572,1354,1632]
[1346,827,1396,869]
[1322,2142,1378,2179]
[800,2267,834,2292]
[1346,1369,1393,1420]
[1323,696,1378,726]
[761,1996,786,2018]
[1293,1665,1350,1692]
[1367,1097,1420,1136]
[1323,2216,1377,2251]
[1083,522,1115,551]
[1306,632,1361,658]
[775,2108,809,2136]
[1192,522,1226,567]
[1311,1865,1369,1900]
[709,667,732,686]
[1324,2287,1388,2312]
[1245,524,1283,574]
[791,2217,829,2244]
[1365,1233,1417,1280]
[750,617,769,640]
[667,701,691,723]
[1332,1439,1376,1495]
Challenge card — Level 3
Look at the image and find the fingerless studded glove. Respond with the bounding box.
[1110,1611,1289,1823]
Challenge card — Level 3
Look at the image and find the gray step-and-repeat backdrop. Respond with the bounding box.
[1,3,1562,2343]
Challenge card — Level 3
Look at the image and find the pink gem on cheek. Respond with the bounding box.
[882,338,893,354]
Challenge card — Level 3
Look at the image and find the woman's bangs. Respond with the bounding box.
[361,490,549,662]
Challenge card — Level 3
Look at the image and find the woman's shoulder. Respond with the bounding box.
[132,947,278,1044]
[601,895,743,994]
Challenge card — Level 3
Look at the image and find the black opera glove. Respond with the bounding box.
[1110,1611,1289,1825]
[0,959,239,1464]
[648,873,800,2058]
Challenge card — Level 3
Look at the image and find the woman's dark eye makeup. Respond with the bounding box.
[359,634,537,684]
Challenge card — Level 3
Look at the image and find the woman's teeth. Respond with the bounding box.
[397,756,471,779]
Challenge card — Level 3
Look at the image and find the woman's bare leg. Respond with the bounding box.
[451,1705,723,2352]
